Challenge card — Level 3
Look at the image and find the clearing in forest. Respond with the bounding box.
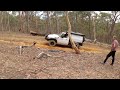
[0,32,120,79]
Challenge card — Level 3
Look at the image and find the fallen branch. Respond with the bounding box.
[33,52,64,59]
[19,41,37,55]
[19,46,22,55]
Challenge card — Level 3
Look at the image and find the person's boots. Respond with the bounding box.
[103,60,106,64]
[110,59,114,66]
[103,58,107,64]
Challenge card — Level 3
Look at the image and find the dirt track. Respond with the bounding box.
[0,32,120,79]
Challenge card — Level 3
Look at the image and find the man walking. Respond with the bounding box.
[103,36,119,66]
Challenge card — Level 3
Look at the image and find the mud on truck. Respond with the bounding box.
[45,32,85,48]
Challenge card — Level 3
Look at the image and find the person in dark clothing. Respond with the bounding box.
[103,36,119,66]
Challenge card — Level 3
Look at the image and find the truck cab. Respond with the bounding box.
[45,32,85,48]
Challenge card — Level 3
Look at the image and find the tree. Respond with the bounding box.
[54,11,60,33]
[0,11,3,31]
[65,11,80,54]
[108,11,120,43]
[86,11,92,39]
[96,12,111,43]
[46,11,51,34]
[35,11,38,30]
[19,11,25,32]
[7,11,10,32]
[92,15,97,43]
[25,11,30,32]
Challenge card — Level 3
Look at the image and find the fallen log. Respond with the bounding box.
[30,31,45,36]
[19,41,36,55]
[19,46,22,55]
[33,52,64,59]
[33,52,51,59]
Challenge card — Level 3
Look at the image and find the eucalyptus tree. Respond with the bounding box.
[66,11,80,54]
[108,11,120,43]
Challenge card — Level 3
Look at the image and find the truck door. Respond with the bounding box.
[57,34,69,45]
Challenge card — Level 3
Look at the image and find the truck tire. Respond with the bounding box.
[79,43,83,46]
[75,43,80,49]
[48,40,57,46]
[68,42,80,49]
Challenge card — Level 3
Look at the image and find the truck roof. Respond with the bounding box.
[65,31,85,36]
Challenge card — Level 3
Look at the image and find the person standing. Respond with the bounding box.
[103,36,119,66]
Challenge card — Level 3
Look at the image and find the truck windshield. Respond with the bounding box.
[60,33,68,38]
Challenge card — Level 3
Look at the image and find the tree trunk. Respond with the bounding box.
[46,11,51,34]
[19,11,24,32]
[88,15,91,39]
[7,12,10,32]
[19,11,21,32]
[4,12,7,31]
[0,11,3,31]
[73,12,77,32]
[26,11,29,32]
[22,11,25,33]
[75,12,78,32]
[107,21,115,43]
[55,12,59,33]
[66,11,80,54]
[109,22,115,38]
[93,17,97,43]
[35,12,38,31]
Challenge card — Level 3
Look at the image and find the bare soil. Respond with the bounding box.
[0,31,120,79]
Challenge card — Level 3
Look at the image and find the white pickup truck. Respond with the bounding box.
[45,32,85,48]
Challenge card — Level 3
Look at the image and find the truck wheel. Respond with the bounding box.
[48,40,57,46]
[75,43,80,49]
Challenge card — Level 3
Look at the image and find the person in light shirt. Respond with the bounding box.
[103,36,119,66]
